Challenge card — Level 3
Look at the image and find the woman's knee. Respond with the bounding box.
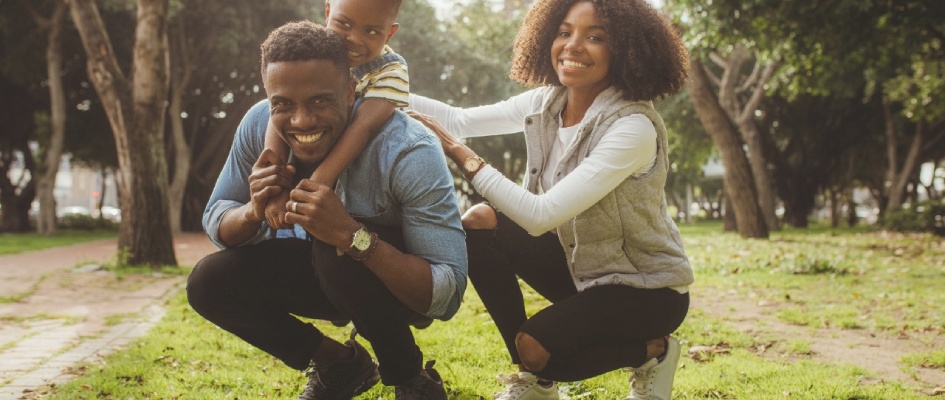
[462,204,498,230]
[516,332,551,373]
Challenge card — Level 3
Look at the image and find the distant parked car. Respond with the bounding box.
[57,206,91,218]
[98,206,121,223]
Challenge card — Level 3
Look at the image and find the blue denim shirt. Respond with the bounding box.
[203,100,468,320]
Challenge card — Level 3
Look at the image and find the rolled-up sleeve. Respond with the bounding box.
[203,100,275,249]
[390,135,468,320]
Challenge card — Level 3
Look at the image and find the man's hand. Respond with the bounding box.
[284,179,360,249]
[248,149,295,225]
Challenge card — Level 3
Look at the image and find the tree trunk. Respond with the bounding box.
[32,1,69,236]
[883,100,923,212]
[722,191,736,232]
[167,22,193,233]
[685,184,693,223]
[716,46,780,231]
[68,0,176,266]
[0,152,37,233]
[688,58,768,238]
[828,188,840,228]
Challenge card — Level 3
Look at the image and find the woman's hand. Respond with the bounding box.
[407,110,475,166]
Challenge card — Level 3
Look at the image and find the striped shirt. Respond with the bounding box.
[352,45,409,108]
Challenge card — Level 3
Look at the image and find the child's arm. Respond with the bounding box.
[310,98,396,186]
[262,120,292,229]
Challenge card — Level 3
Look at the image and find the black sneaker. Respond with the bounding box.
[298,338,380,400]
[394,360,447,400]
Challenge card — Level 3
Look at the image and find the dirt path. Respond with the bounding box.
[0,233,216,335]
[692,286,945,395]
[0,233,218,395]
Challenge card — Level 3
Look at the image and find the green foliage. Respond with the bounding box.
[57,214,119,231]
[881,201,945,236]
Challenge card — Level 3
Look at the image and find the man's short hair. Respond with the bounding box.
[260,20,350,80]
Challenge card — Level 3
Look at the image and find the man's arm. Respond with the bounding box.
[204,100,294,248]
[389,139,468,319]
[285,179,438,313]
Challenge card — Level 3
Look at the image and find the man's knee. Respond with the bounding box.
[462,204,497,230]
[516,332,551,373]
[186,250,243,312]
[186,257,218,314]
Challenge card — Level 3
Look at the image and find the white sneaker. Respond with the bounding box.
[493,372,560,400]
[625,336,681,400]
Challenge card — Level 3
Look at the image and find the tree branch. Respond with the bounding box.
[17,0,52,29]
[738,60,777,124]
[737,57,762,93]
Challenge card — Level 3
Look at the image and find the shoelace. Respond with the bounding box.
[303,365,328,391]
[495,373,537,397]
[630,367,655,395]
[304,329,361,393]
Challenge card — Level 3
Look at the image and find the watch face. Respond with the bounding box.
[352,229,372,251]
[464,158,481,172]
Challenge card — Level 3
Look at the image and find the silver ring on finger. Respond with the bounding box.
[291,201,298,213]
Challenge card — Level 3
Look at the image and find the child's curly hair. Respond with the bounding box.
[510,0,689,101]
[260,20,350,81]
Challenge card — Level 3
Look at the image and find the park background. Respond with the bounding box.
[1,0,944,398]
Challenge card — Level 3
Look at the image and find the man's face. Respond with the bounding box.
[264,59,355,167]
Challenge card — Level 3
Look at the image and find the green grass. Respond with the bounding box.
[681,222,945,333]
[30,222,945,398]
[0,230,116,256]
[902,349,945,369]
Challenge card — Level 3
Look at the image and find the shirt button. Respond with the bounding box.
[569,243,575,248]
[531,168,538,174]
[525,118,533,124]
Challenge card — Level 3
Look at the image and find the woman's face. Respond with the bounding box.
[551,1,612,95]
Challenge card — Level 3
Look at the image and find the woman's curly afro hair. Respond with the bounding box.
[510,0,689,101]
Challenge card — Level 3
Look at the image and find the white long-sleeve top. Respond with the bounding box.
[409,90,657,236]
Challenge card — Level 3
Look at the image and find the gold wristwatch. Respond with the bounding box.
[463,156,486,178]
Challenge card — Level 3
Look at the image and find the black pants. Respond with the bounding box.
[467,212,690,382]
[186,224,427,386]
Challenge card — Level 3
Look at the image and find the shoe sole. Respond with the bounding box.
[350,367,381,398]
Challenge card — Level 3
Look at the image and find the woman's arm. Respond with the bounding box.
[474,115,658,235]
[408,90,543,138]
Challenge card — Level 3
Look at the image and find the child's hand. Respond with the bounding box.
[264,191,292,230]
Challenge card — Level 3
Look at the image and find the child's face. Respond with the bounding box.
[325,0,399,68]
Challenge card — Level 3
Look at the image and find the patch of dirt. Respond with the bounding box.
[692,286,945,396]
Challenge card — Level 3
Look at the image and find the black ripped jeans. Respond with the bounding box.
[467,212,690,381]
[186,223,430,386]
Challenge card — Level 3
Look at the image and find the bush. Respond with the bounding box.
[58,214,118,230]
[880,201,945,236]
